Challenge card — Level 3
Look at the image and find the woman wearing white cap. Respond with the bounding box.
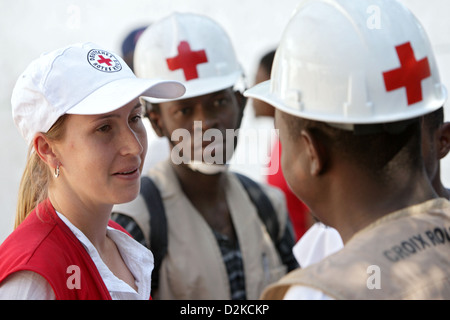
[0,42,185,300]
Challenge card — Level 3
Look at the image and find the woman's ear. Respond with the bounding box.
[33,133,59,170]
[300,129,327,176]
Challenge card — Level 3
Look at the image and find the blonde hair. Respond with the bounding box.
[15,115,68,228]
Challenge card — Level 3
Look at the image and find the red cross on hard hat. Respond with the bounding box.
[383,42,431,106]
[166,41,208,81]
[134,12,243,103]
[245,0,447,127]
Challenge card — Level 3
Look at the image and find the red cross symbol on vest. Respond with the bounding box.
[382,42,431,105]
[97,55,112,66]
[166,41,208,81]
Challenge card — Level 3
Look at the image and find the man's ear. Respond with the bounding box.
[147,109,165,138]
[438,122,450,159]
[234,90,247,129]
[300,129,327,176]
[235,90,247,110]
[33,133,59,170]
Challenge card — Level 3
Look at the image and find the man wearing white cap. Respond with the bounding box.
[0,42,185,299]
[246,0,450,299]
[112,12,298,300]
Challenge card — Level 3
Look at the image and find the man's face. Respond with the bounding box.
[155,88,243,165]
[274,109,316,209]
[274,109,304,196]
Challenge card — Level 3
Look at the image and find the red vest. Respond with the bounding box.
[0,199,132,300]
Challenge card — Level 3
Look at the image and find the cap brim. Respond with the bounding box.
[67,78,185,115]
[141,71,242,104]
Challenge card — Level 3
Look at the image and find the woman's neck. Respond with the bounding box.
[48,186,113,250]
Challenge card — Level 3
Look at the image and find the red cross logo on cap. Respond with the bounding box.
[382,42,431,105]
[97,55,112,66]
[87,49,122,73]
[166,41,208,81]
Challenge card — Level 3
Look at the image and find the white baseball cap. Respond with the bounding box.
[12,42,186,145]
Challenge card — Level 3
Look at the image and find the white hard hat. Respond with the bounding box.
[134,12,244,103]
[245,0,447,129]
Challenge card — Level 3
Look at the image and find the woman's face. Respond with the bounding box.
[53,98,147,206]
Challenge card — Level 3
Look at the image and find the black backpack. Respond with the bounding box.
[139,173,297,290]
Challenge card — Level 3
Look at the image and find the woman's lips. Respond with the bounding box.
[113,167,140,179]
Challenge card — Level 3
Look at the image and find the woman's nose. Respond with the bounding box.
[120,126,145,156]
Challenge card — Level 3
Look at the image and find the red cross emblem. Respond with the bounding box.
[97,55,112,66]
[382,42,431,105]
[166,41,208,81]
[87,49,122,73]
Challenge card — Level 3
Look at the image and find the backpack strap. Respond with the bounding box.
[235,172,298,271]
[139,176,167,291]
[140,172,297,291]
[234,172,279,243]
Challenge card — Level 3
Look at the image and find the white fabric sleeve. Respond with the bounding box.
[283,285,335,300]
[0,270,56,300]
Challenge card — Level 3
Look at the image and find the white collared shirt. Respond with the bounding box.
[0,212,154,300]
[283,222,343,300]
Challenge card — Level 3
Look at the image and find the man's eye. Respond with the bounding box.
[130,114,142,123]
[214,97,231,107]
[177,107,191,115]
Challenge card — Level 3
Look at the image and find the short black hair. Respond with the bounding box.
[422,106,444,134]
[280,112,422,179]
[259,49,276,75]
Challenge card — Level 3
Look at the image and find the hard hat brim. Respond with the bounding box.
[245,80,447,125]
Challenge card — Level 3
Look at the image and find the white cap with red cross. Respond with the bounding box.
[12,42,185,145]
[134,12,244,103]
[245,0,447,129]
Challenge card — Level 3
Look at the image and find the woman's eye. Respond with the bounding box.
[97,124,111,132]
